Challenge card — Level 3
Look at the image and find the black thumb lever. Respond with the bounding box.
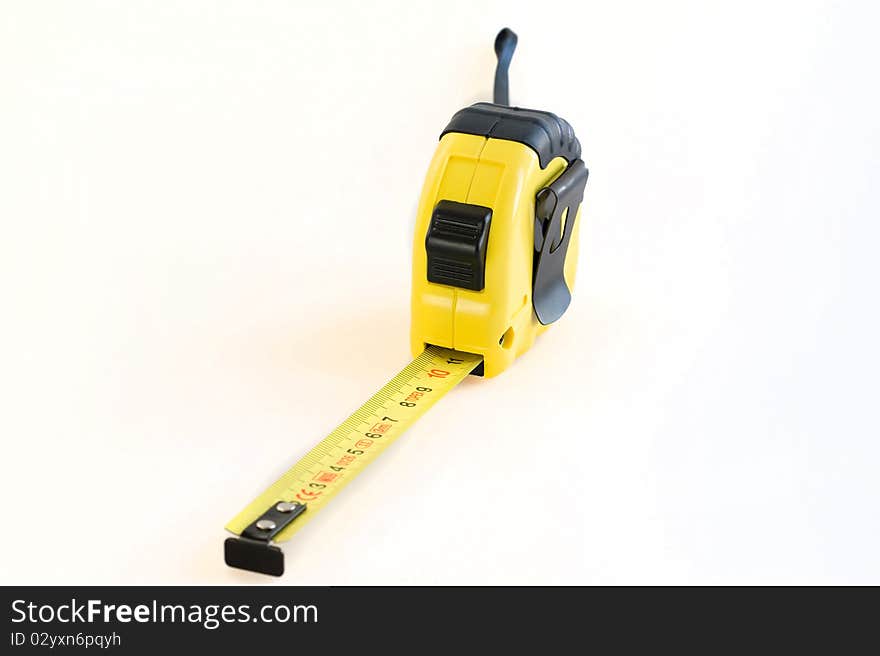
[493,28,518,105]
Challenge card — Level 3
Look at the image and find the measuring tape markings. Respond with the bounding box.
[225,345,482,543]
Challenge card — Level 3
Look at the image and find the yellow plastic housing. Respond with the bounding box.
[411,133,582,377]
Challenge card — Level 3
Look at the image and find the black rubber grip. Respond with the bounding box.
[441,102,581,169]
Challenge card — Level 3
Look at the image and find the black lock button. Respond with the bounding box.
[425,200,492,292]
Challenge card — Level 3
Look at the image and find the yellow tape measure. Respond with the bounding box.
[224,346,481,575]
[224,27,587,576]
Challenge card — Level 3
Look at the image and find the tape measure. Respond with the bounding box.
[225,28,588,576]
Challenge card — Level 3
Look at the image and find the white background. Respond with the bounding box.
[1,1,878,585]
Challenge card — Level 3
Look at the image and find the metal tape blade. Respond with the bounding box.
[225,345,482,557]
